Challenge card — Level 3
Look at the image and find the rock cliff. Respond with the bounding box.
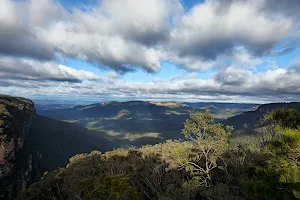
[0,95,37,199]
[0,95,114,199]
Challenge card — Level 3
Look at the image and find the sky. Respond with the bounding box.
[0,0,300,103]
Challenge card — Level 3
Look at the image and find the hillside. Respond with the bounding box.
[185,102,258,120]
[0,95,114,199]
[29,114,114,172]
[222,102,300,131]
[38,101,257,146]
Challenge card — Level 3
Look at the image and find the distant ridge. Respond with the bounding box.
[38,100,258,146]
[222,102,300,131]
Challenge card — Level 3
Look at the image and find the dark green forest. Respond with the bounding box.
[18,108,300,200]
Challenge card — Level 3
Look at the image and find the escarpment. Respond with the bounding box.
[0,95,114,199]
[0,95,37,199]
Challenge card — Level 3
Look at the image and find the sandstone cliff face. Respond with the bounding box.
[0,95,36,199]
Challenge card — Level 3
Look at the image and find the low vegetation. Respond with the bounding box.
[18,109,300,200]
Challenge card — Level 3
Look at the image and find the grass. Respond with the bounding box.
[79,105,97,110]
[122,132,161,141]
[164,110,182,115]
[64,119,82,123]
[103,110,131,120]
[103,130,123,137]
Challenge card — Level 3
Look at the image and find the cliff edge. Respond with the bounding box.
[0,95,36,199]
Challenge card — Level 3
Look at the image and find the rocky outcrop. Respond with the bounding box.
[0,95,36,199]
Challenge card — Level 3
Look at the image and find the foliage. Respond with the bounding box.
[80,175,138,200]
[16,170,65,200]
[266,108,300,129]
[180,110,233,187]
[244,108,300,199]
[242,167,296,200]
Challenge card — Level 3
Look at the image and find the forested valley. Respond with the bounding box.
[17,108,300,200]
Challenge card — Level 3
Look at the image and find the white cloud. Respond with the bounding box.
[0,57,100,82]
[2,0,298,72]
[40,21,164,73]
[170,0,292,59]
[0,0,299,102]
[2,60,299,103]
[28,0,70,27]
[0,1,54,60]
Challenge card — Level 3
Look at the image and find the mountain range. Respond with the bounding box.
[222,102,300,131]
[1,94,299,199]
[37,101,258,146]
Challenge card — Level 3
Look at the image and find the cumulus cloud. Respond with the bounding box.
[79,0,183,46]
[0,0,299,102]
[0,0,54,60]
[165,52,218,71]
[27,0,70,27]
[37,0,182,73]
[212,64,300,96]
[170,0,293,61]
[214,67,250,86]
[41,24,163,73]
[1,0,299,72]
[0,57,100,82]
[261,0,300,20]
[2,60,299,103]
[287,59,300,73]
